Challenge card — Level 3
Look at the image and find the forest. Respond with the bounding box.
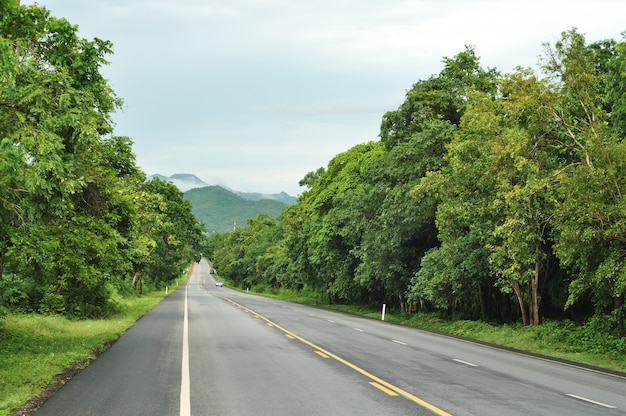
[207,28,626,337]
[0,1,205,319]
[2,0,626,341]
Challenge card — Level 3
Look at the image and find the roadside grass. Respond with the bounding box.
[8,277,621,415]
[244,284,626,374]
[0,290,170,416]
[336,305,626,374]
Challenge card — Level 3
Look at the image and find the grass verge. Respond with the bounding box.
[0,289,170,416]
[380,311,626,374]
[244,285,626,375]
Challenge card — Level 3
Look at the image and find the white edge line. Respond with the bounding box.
[439,332,626,381]
[354,327,364,332]
[180,285,191,416]
[566,394,616,409]
[453,358,479,367]
[392,340,407,346]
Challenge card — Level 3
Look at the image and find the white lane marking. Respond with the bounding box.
[453,358,479,367]
[566,394,616,409]
[353,327,364,332]
[180,285,191,416]
[327,320,335,323]
[392,340,407,346]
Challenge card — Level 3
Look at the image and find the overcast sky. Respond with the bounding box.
[25,0,626,196]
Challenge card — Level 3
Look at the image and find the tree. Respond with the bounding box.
[354,122,454,309]
[0,3,206,316]
[0,2,134,316]
[301,142,382,303]
[140,178,205,287]
[380,45,499,149]
[546,30,626,336]
[412,73,561,325]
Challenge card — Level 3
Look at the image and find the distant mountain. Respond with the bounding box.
[234,191,296,205]
[184,186,291,233]
[149,174,297,205]
[148,173,208,192]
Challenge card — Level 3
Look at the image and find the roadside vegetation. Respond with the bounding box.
[227,283,626,374]
[206,28,626,371]
[3,1,626,413]
[0,1,205,322]
[0,288,174,415]
[0,3,204,414]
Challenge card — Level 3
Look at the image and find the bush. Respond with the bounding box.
[0,274,34,313]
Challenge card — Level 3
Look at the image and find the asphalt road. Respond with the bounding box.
[35,259,626,415]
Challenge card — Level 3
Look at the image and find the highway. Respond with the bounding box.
[35,259,626,415]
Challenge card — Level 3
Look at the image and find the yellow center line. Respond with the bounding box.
[370,382,399,396]
[315,350,330,358]
[214,294,452,416]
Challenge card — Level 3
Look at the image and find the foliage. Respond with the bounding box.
[0,289,169,415]
[212,214,282,290]
[139,178,205,287]
[0,2,205,318]
[184,185,288,233]
[207,29,626,337]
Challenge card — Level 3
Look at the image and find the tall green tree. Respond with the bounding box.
[140,178,205,287]
[0,2,206,316]
[301,142,382,303]
[380,45,498,149]
[546,30,626,336]
[411,117,503,320]
[354,121,454,309]
[0,2,133,316]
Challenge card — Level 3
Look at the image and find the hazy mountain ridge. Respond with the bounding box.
[149,173,208,192]
[233,190,296,205]
[183,185,291,233]
[150,173,296,204]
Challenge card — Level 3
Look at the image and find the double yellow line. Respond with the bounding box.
[214,293,452,416]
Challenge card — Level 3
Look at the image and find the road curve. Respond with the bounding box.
[35,259,626,415]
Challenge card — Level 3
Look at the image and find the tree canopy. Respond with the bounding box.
[4,0,626,339]
[206,31,626,337]
[0,1,205,318]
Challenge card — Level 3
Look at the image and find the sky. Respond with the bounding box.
[25,0,626,196]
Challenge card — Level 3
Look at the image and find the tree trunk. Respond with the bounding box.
[530,246,541,326]
[131,272,141,287]
[615,295,626,338]
[398,294,406,313]
[512,280,528,326]
[132,272,143,295]
[479,284,487,321]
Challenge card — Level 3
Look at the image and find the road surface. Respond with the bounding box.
[35,259,626,415]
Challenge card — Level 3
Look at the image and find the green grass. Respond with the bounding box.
[338,306,626,373]
[6,281,623,415]
[0,289,170,416]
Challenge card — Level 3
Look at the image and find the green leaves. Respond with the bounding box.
[0,2,205,318]
[187,29,626,335]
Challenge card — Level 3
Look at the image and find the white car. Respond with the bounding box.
[215,281,223,287]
